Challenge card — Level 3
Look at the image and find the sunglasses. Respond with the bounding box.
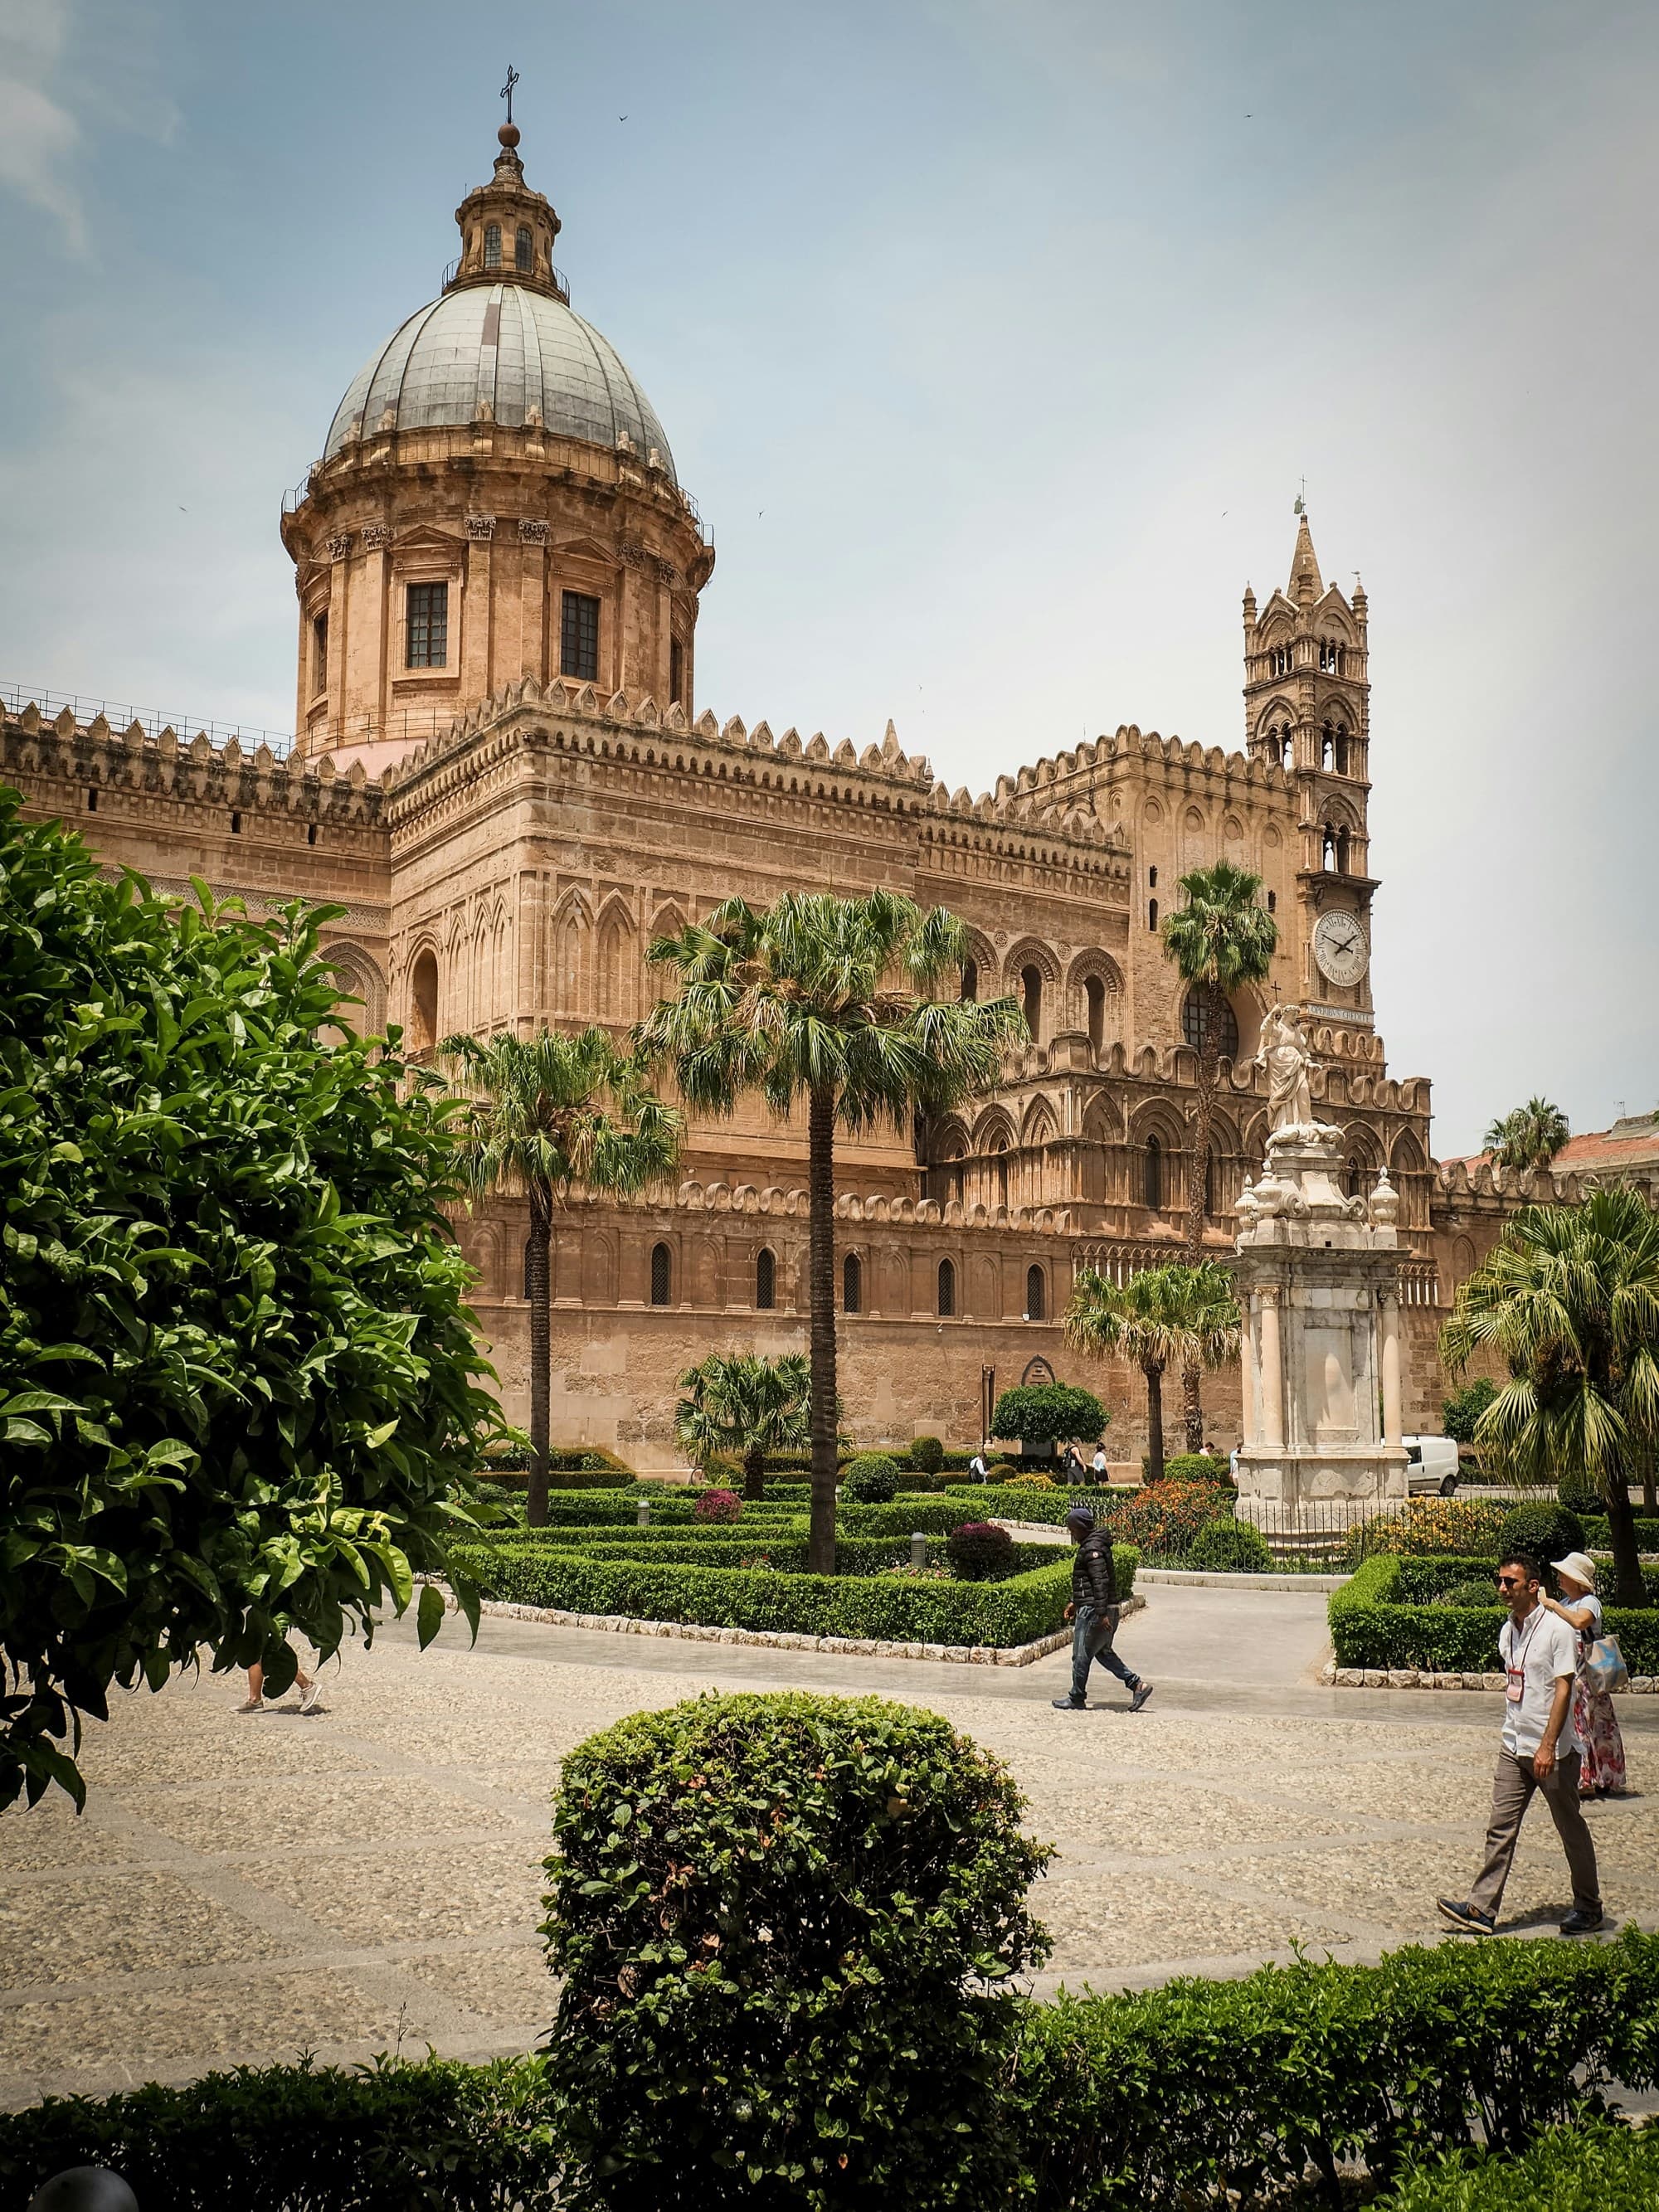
[1495,1573,1531,1589]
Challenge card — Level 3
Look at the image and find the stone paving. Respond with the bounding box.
[2,1585,1654,2110]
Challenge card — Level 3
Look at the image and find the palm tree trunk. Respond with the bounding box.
[742,1445,766,1504]
[1603,1464,1647,1609]
[1639,1442,1657,1518]
[525,1196,552,1529]
[1145,1362,1166,1484]
[806,1083,839,1576]
[1180,1048,1218,1454]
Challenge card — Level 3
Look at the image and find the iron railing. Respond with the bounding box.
[2,682,297,760]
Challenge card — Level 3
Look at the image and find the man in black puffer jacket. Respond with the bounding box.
[1053,1505,1154,1713]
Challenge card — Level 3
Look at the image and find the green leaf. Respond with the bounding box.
[416,1580,446,1650]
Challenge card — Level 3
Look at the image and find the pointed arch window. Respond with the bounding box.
[1147,897,1159,932]
[1020,964,1043,1040]
[843,1252,862,1315]
[649,1242,673,1306]
[937,1257,956,1318]
[411,948,438,1051]
[1321,724,1335,771]
[961,957,978,1002]
[1086,974,1107,1056]
[756,1246,776,1310]
[1025,1265,1047,1322]
[484,222,502,270]
[1143,1133,1163,1210]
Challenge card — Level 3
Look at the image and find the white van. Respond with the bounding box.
[1404,1436,1460,1497]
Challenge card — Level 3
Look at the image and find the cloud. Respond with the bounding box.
[0,25,86,255]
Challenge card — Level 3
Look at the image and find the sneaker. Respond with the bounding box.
[1129,1681,1155,1713]
[1436,1898,1496,1936]
[234,1697,265,1715]
[1051,1694,1087,1710]
[1559,1906,1605,1937]
[298,1680,324,1715]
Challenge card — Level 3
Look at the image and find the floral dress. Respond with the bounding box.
[1571,1593,1628,1796]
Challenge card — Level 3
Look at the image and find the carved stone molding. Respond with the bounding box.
[465,514,497,542]
[618,541,648,569]
[327,532,354,562]
[360,523,392,551]
[518,518,551,545]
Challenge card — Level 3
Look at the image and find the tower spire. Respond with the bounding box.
[1289,510,1322,602]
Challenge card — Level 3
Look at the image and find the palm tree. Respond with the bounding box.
[1064,1262,1242,1485]
[640,890,1026,1573]
[1440,1184,1659,1607]
[674,1351,813,1501]
[1484,1096,1571,1174]
[1159,862,1277,1445]
[442,1028,682,1527]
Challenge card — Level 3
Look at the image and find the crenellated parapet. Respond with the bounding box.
[2,699,387,827]
[1000,722,1294,808]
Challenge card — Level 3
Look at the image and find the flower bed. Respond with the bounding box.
[1330,1553,1659,1675]
[450,1542,1137,1648]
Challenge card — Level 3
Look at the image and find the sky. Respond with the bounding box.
[1,0,1656,1157]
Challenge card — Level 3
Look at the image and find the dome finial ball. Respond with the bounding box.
[498,121,520,148]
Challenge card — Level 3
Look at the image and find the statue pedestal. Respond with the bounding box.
[1233,1124,1408,1529]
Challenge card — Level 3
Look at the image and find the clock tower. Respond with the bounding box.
[1240,513,1376,1046]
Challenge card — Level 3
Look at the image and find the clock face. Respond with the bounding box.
[1313,909,1370,987]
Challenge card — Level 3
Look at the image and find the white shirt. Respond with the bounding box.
[1091,1452,1107,1477]
[1497,1607,1579,1757]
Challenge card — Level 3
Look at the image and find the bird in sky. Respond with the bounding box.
[619,114,628,121]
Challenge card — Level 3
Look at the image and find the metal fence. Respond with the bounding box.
[2,681,297,761]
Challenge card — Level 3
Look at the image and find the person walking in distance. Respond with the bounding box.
[1090,1440,1109,1482]
[1438,1553,1603,1937]
[1053,1505,1153,1713]
[237,1645,324,1716]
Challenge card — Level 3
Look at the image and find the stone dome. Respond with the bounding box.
[323,280,677,483]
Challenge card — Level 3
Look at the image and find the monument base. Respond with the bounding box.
[1233,1120,1408,1533]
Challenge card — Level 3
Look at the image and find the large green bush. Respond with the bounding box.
[1188,1517,1274,1574]
[990,1383,1107,1448]
[840,1453,901,1502]
[944,1521,1017,1582]
[542,1692,1052,2209]
[1330,1553,1659,1674]
[1155,1451,1233,1487]
[1442,1378,1498,1446]
[907,1434,946,1474]
[1376,2121,1659,2211]
[1345,1495,1512,1565]
[1495,1501,1585,1580]
[0,795,499,1810]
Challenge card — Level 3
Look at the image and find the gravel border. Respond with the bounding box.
[1319,1661,1659,1694]
[467,1592,1144,1667]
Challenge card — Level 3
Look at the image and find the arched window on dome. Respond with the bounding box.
[484,223,502,270]
[515,225,533,273]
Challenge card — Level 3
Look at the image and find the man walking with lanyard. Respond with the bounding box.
[1053,1504,1153,1713]
[1438,1551,1603,1937]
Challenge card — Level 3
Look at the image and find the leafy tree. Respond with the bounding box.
[640,891,1025,1573]
[442,1029,681,1528]
[1443,1377,1499,1446]
[1159,862,1277,1445]
[1440,1185,1659,1607]
[1484,1096,1570,1174]
[0,793,501,1812]
[1065,1262,1242,1485]
[988,1383,1108,1454]
[674,1350,812,1501]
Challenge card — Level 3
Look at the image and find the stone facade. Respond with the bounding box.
[11,121,1639,1471]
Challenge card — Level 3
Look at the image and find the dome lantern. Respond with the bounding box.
[447,106,567,302]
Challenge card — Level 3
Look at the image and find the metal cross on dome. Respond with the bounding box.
[500,64,519,124]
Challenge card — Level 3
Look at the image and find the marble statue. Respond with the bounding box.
[1255,1004,1316,1135]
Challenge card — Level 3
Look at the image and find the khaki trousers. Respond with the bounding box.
[1469,1746,1600,1918]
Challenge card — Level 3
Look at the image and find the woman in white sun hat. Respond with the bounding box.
[1541,1550,1628,1797]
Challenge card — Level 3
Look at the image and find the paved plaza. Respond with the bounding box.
[2,1586,1655,2111]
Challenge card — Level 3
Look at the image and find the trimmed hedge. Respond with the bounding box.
[1330,1553,1659,1674]
[1584,1514,1659,1552]
[0,2052,562,2210]
[1376,2121,1659,2211]
[5,1932,1657,2209]
[939,1484,1133,1525]
[1010,1930,1659,2208]
[474,1530,1062,1578]
[451,1543,1138,1647]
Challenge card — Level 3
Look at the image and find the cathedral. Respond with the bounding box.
[4,119,1628,1466]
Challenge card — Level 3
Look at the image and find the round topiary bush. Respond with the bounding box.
[693,1488,742,1524]
[907,1434,946,1475]
[1496,1501,1585,1582]
[1188,1516,1273,1575]
[944,1521,1018,1582]
[841,1452,901,1503]
[542,1691,1052,2208]
[1558,1475,1603,1519]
